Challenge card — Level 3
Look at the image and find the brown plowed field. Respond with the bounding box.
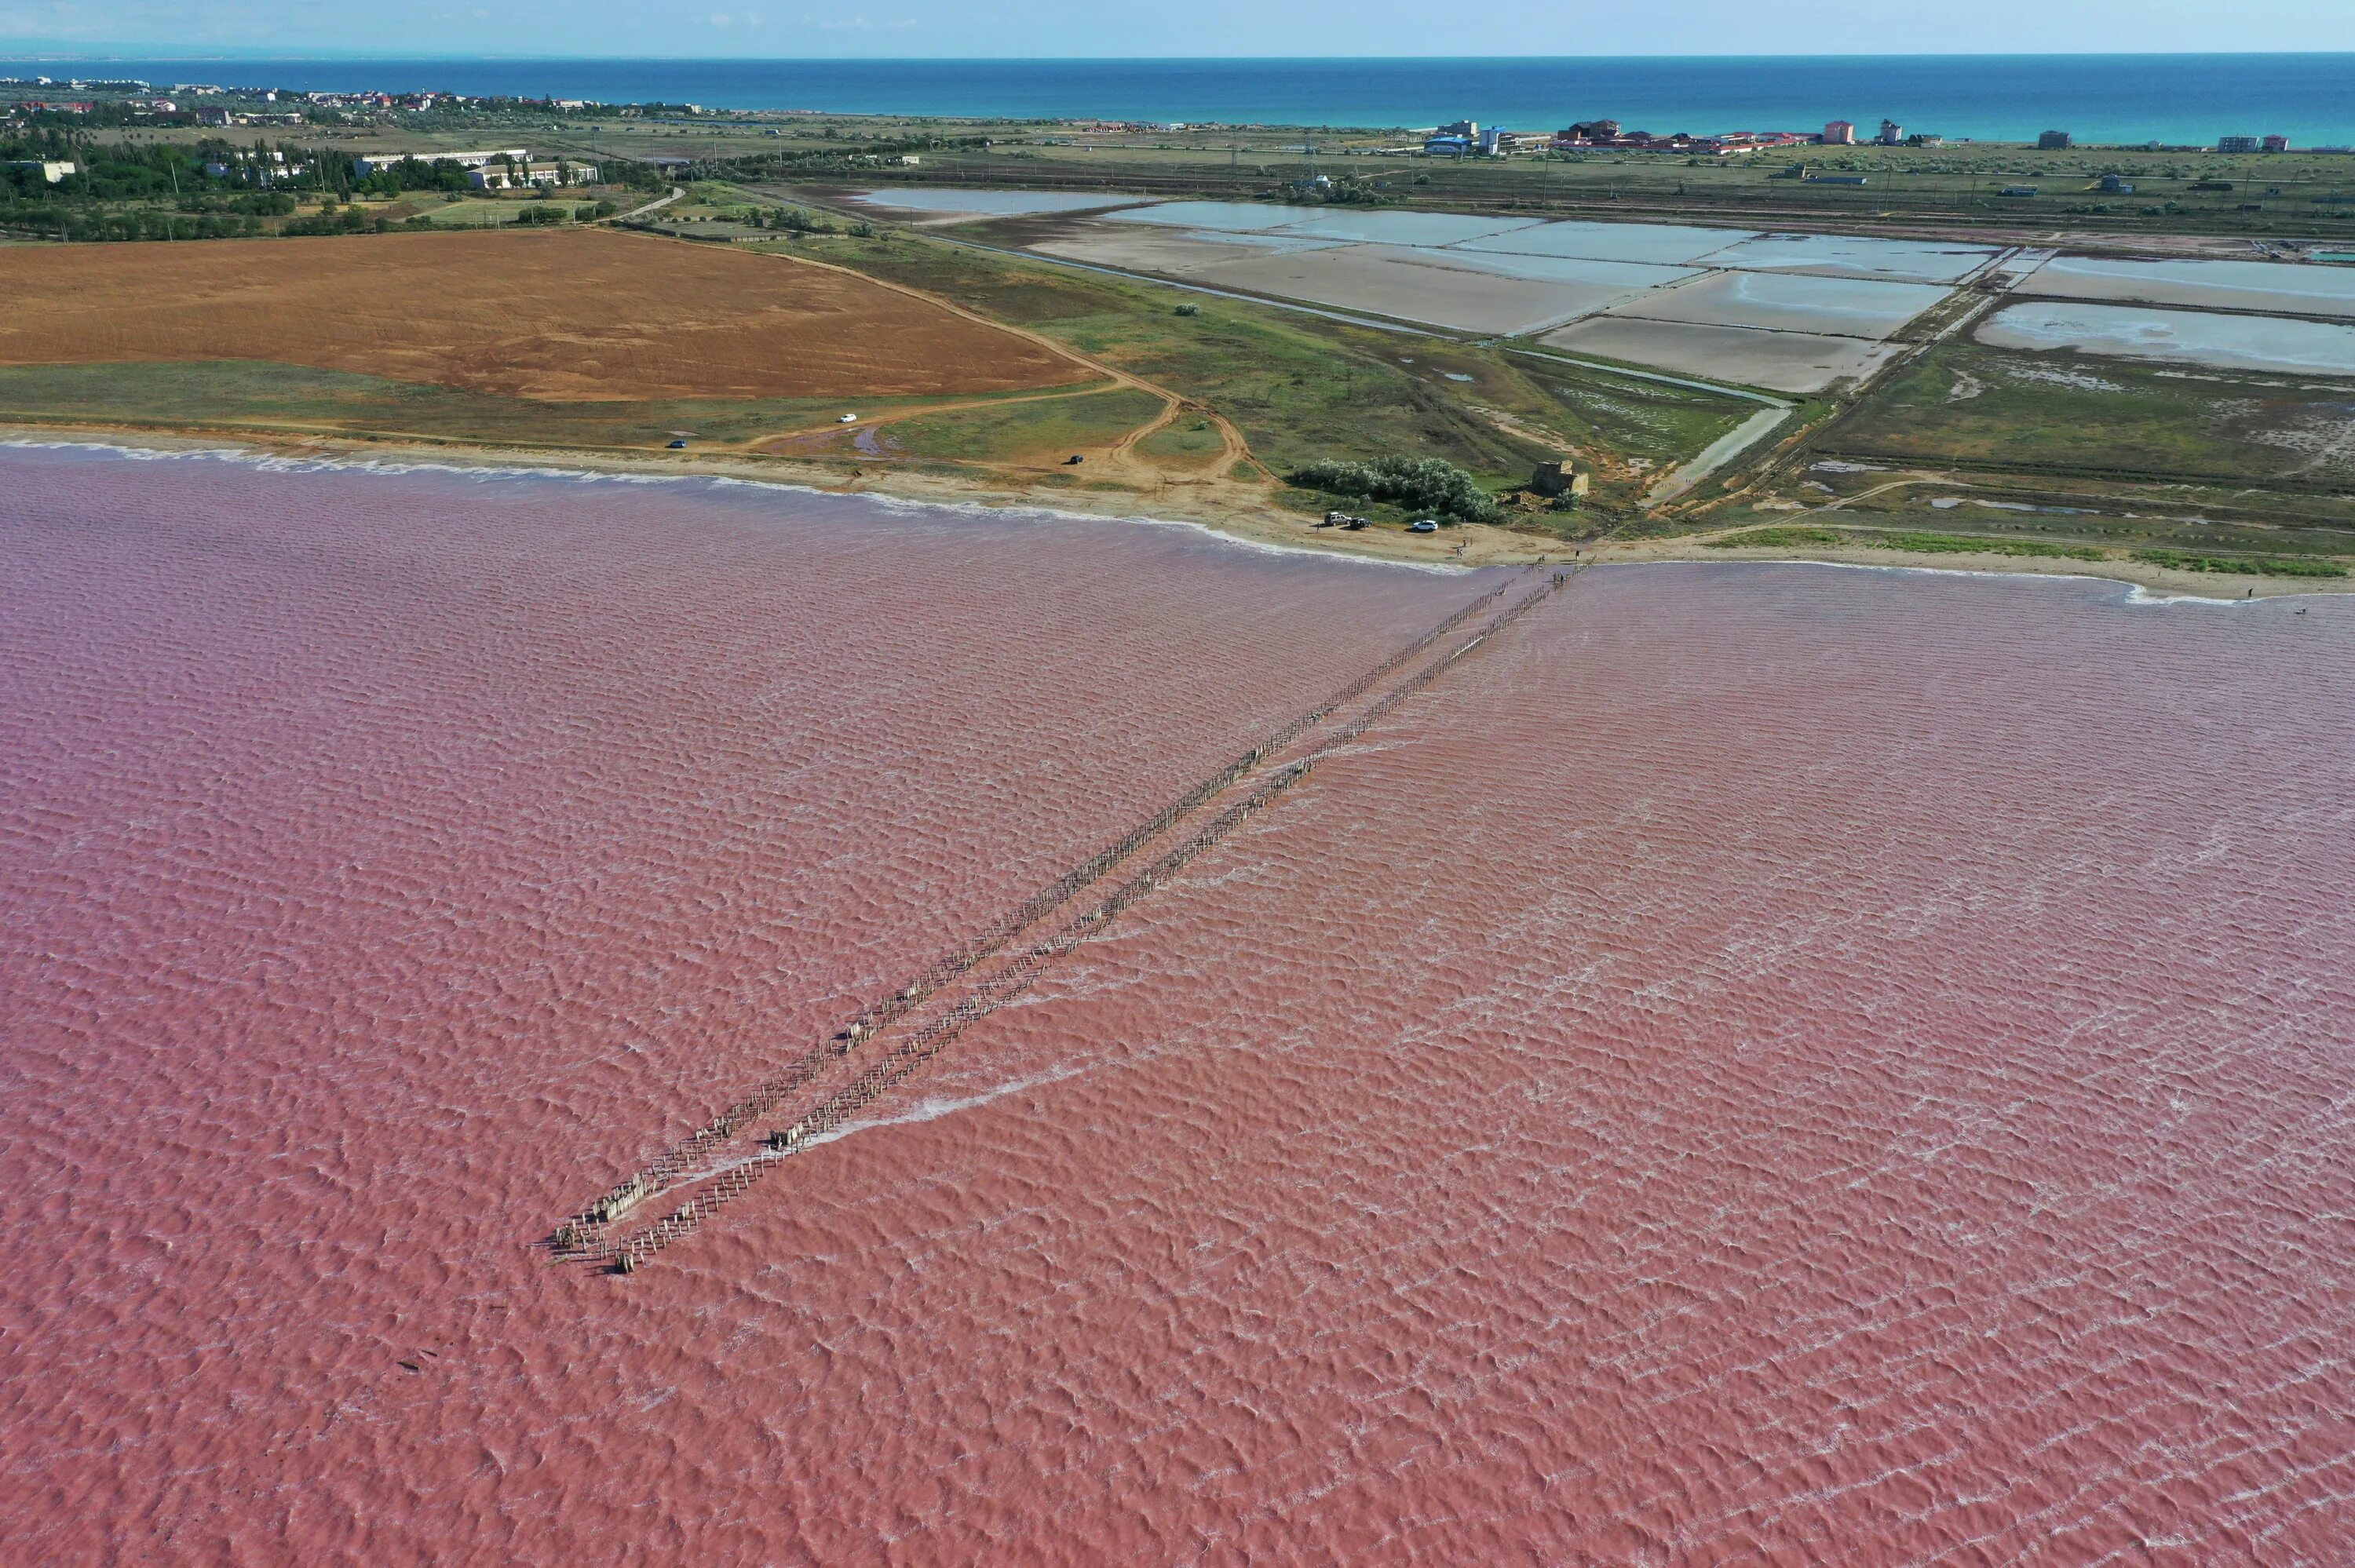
[0,228,1092,400]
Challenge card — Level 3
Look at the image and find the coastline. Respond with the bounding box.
[9,421,2347,601]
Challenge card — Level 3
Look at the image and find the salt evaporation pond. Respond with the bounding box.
[1451,217,1759,267]
[1265,208,1545,248]
[1690,230,1999,283]
[1110,199,1334,232]
[6,445,2355,1563]
[1980,299,2355,375]
[1541,315,1903,392]
[2027,253,2355,318]
[1610,268,1952,340]
[848,187,1148,217]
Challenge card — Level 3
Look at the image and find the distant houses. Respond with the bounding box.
[1547,125,1813,155]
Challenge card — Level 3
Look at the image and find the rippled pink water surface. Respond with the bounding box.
[6,445,2355,1565]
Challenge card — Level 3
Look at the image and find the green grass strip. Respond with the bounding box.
[1868,531,2108,561]
[2131,548,2348,578]
[1700,526,1841,549]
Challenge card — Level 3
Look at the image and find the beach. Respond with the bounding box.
[14,423,2346,600]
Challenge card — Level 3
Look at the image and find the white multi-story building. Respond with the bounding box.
[352,148,527,176]
[468,159,601,190]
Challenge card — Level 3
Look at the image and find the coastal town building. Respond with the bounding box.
[203,151,306,184]
[469,159,601,190]
[2039,129,2072,148]
[2263,133,2291,153]
[1822,119,1855,144]
[353,148,527,176]
[2218,135,2260,153]
[1877,119,1905,145]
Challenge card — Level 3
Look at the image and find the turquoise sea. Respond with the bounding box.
[5,54,2354,146]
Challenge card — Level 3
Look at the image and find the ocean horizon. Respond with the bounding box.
[6,53,2355,146]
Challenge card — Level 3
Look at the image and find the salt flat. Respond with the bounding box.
[2023,255,2355,319]
[1693,232,1999,283]
[1028,228,1351,277]
[1539,315,1905,392]
[849,188,1148,218]
[1451,218,1761,266]
[1978,300,2355,375]
[1273,209,1549,247]
[1608,270,1954,341]
[1189,242,1648,333]
[1111,200,1335,232]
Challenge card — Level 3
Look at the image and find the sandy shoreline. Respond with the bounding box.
[8,420,2348,600]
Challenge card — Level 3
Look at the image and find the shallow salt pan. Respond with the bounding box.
[1188,243,1646,334]
[1539,316,1904,392]
[1451,218,1759,266]
[1028,228,1351,277]
[1694,232,1999,283]
[1977,301,2355,375]
[849,188,1148,217]
[1112,200,1336,232]
[2024,255,2355,319]
[1269,209,1548,247]
[1608,270,1952,341]
[1403,250,1700,290]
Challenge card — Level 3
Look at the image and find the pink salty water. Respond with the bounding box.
[5,447,2355,1566]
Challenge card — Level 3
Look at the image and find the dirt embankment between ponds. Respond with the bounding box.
[0,227,1095,401]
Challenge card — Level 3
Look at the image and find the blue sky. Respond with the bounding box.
[6,0,2354,57]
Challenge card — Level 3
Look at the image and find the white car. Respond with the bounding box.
[838,413,860,424]
[1408,519,1439,534]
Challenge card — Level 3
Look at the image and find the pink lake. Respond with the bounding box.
[5,445,2354,1565]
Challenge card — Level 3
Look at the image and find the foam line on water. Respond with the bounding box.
[803,1062,1093,1150]
[1619,553,2322,606]
[1,436,1470,576]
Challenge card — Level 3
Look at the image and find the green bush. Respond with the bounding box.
[2132,548,2346,578]
[1287,454,1499,523]
[1872,531,2106,561]
[1701,526,1840,548]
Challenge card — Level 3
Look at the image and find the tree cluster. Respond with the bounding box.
[1287,456,1499,523]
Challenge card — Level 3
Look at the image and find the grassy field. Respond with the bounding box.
[1513,353,1776,461]
[1699,520,2345,575]
[754,224,1756,509]
[862,388,1167,463]
[1135,418,1230,461]
[0,359,983,450]
[1822,341,2355,487]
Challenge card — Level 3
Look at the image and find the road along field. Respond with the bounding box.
[0,228,1094,401]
